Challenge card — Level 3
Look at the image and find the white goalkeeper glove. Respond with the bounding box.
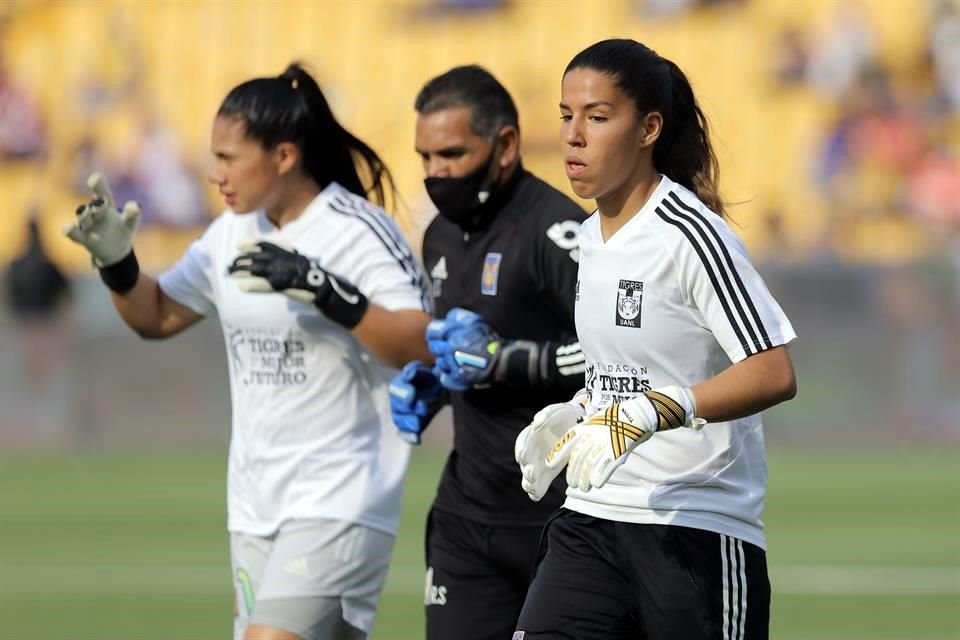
[63,173,141,267]
[555,386,706,492]
[514,388,590,502]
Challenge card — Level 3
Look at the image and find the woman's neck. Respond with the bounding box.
[265,178,322,229]
[596,167,660,242]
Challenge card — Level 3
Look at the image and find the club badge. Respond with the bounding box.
[481,252,502,296]
[615,279,643,328]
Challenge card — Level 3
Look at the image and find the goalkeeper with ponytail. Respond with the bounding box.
[65,63,430,640]
[513,39,798,640]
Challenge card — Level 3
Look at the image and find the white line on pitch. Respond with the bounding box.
[0,564,957,596]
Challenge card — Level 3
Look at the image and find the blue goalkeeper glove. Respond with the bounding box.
[427,307,502,392]
[389,361,448,444]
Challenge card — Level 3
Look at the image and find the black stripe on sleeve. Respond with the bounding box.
[667,191,773,350]
[329,195,430,310]
[656,205,756,356]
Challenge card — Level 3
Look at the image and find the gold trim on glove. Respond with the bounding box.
[645,390,687,430]
[584,405,646,458]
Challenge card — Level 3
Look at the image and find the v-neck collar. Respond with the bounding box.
[597,174,670,246]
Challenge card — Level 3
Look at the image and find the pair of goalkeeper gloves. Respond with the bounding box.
[514,386,706,499]
[64,174,367,328]
[389,307,505,444]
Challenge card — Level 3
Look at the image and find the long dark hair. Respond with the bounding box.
[565,39,724,217]
[218,62,395,208]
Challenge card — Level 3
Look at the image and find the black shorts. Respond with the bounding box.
[425,507,546,640]
[514,509,770,640]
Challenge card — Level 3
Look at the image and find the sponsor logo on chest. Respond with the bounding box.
[587,362,653,405]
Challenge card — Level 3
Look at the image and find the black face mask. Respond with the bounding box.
[424,149,497,228]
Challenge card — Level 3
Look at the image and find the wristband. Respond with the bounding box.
[98,250,140,294]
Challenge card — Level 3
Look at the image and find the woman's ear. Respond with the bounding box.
[641,112,663,148]
[273,142,300,176]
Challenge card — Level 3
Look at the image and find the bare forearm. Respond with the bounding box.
[353,306,432,368]
[109,274,200,340]
[109,273,164,338]
[691,346,797,423]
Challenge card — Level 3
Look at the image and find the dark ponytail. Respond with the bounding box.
[218,62,395,208]
[565,39,725,217]
[655,59,723,216]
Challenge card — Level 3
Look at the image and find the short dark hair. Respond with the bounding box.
[414,65,519,139]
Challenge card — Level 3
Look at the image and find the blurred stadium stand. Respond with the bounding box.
[1,0,958,447]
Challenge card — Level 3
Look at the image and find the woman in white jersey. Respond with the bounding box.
[63,63,431,640]
[513,39,798,639]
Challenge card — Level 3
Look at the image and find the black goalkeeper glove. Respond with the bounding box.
[227,240,368,329]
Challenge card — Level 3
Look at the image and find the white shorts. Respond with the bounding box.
[230,518,395,640]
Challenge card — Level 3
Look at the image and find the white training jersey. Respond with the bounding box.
[567,175,796,550]
[158,182,429,537]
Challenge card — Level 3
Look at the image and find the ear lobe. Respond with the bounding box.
[274,142,299,176]
[496,126,520,169]
[642,112,663,148]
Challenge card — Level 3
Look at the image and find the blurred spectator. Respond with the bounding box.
[814,63,930,232]
[3,213,75,445]
[927,0,960,113]
[759,207,794,261]
[636,0,743,19]
[71,9,143,120]
[440,0,506,8]
[415,0,508,18]
[698,0,745,7]
[126,117,208,228]
[806,4,876,99]
[5,214,69,322]
[0,47,45,160]
[68,118,209,229]
[771,27,810,87]
[848,68,926,175]
[638,0,697,19]
[68,136,106,195]
[905,146,960,228]
[876,267,955,439]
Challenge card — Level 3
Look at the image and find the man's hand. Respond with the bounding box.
[514,389,589,502]
[389,361,448,445]
[63,173,141,267]
[553,386,704,492]
[427,307,501,391]
[228,240,368,328]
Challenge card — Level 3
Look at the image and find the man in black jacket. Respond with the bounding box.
[389,66,586,640]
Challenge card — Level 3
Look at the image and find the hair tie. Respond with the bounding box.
[291,77,299,90]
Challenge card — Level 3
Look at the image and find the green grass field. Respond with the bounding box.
[2,447,957,639]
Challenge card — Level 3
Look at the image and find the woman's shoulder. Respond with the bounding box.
[324,182,391,219]
[320,182,407,244]
[651,179,737,244]
[195,208,243,242]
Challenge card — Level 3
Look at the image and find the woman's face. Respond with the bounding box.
[560,68,649,202]
[207,115,280,213]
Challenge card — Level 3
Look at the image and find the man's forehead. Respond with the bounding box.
[416,106,482,147]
